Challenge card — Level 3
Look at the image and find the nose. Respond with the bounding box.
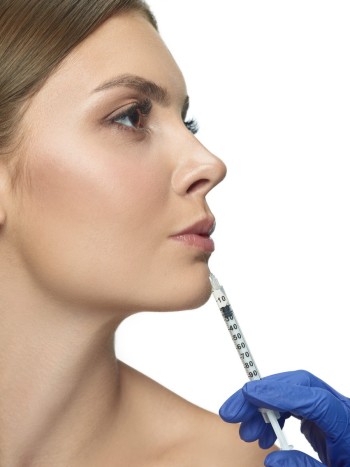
[171,132,227,197]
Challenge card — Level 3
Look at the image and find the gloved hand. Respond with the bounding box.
[265,450,324,466]
[219,370,350,466]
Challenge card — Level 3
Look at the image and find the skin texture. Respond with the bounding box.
[0,12,274,466]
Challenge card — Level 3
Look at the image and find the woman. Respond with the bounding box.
[1,1,348,466]
[0,1,271,465]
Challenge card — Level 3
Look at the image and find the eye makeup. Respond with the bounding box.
[105,96,199,135]
[107,98,152,132]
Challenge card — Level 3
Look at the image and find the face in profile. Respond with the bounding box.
[8,12,226,314]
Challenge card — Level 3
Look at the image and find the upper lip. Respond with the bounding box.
[172,217,216,237]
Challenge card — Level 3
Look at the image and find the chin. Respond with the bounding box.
[182,277,212,310]
[151,267,213,312]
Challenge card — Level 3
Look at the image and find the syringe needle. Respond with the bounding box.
[209,272,292,451]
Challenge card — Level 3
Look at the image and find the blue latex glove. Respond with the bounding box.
[264,450,324,466]
[219,370,350,466]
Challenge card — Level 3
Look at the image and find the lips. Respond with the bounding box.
[173,218,216,237]
[170,217,216,253]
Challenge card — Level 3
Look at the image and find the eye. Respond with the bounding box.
[108,99,152,131]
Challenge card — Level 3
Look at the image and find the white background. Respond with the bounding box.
[115,1,350,460]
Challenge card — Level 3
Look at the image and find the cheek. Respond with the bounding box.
[14,138,168,308]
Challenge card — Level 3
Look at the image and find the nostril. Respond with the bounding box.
[186,178,209,194]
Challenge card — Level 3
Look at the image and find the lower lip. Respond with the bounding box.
[171,234,215,253]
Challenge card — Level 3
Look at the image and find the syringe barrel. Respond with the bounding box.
[211,284,261,381]
[210,273,293,450]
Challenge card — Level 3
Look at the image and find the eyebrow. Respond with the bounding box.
[93,73,169,103]
[92,73,190,116]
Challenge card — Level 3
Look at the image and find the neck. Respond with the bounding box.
[0,278,124,467]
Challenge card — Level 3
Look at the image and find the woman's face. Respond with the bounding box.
[9,12,226,313]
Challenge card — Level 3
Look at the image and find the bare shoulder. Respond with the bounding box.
[188,408,276,467]
[117,361,276,467]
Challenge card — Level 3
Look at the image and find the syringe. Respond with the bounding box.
[209,272,292,451]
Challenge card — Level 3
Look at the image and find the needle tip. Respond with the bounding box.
[209,272,220,289]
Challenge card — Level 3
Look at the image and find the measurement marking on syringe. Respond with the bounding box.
[209,272,292,451]
[213,287,261,381]
[220,310,259,378]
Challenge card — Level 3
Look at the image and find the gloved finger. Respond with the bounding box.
[239,411,289,449]
[219,386,257,423]
[243,380,349,442]
[242,418,277,449]
[258,424,278,450]
[300,419,327,463]
[264,450,324,466]
[239,412,269,441]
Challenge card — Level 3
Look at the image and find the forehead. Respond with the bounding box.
[36,12,187,106]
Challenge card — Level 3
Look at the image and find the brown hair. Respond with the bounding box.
[0,0,157,189]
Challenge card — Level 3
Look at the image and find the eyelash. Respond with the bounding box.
[107,99,199,135]
[184,118,199,135]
